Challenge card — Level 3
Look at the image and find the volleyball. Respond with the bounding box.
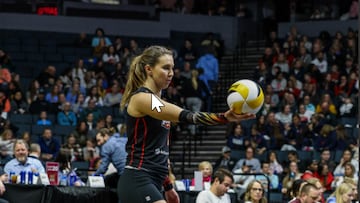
[227,79,264,114]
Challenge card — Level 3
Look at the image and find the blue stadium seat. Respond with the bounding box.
[45,53,63,63]
[53,125,75,137]
[15,124,31,138]
[40,46,57,54]
[31,125,53,136]
[230,149,245,160]
[9,114,33,124]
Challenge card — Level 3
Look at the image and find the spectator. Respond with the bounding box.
[61,134,82,161]
[79,99,102,124]
[0,49,14,71]
[268,150,283,175]
[93,38,108,59]
[301,160,319,180]
[318,149,337,172]
[29,88,51,115]
[270,71,287,93]
[275,104,293,125]
[281,161,303,199]
[248,124,267,155]
[94,128,127,188]
[298,183,321,203]
[311,51,328,74]
[74,32,91,48]
[21,131,31,148]
[283,151,306,174]
[256,161,279,191]
[315,163,334,192]
[327,182,354,203]
[298,103,314,123]
[0,129,15,163]
[57,102,77,126]
[26,79,40,104]
[191,161,213,190]
[179,39,198,64]
[36,111,52,126]
[38,128,60,162]
[72,93,86,115]
[4,139,45,174]
[264,112,285,150]
[87,117,105,139]
[242,180,267,203]
[200,32,222,58]
[0,91,10,119]
[213,146,237,172]
[227,123,248,150]
[91,28,111,47]
[73,121,88,147]
[103,83,122,107]
[102,45,120,65]
[66,82,82,105]
[55,153,84,186]
[28,143,41,160]
[82,137,100,163]
[195,168,233,203]
[84,86,104,108]
[288,179,306,203]
[71,59,87,89]
[333,149,359,176]
[104,115,117,132]
[233,146,261,173]
[36,65,57,88]
[314,124,337,152]
[10,90,28,114]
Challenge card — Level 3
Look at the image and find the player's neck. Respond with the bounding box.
[143,81,161,96]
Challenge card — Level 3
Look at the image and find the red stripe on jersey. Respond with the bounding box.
[129,118,140,166]
[138,118,147,168]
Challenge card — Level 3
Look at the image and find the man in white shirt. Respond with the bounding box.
[196,168,233,203]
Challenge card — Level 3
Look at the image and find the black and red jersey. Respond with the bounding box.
[125,87,171,182]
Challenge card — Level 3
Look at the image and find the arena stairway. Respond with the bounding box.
[170,40,265,179]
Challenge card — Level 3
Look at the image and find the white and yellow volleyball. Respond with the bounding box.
[227,79,264,114]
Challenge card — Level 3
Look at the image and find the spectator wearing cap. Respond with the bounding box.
[29,88,51,115]
[213,146,237,172]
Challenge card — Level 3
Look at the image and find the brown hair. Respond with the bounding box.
[120,46,172,109]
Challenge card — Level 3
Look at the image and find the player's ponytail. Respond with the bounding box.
[120,46,173,110]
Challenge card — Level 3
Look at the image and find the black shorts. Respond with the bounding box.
[117,168,164,203]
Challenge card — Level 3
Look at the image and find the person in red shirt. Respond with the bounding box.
[301,160,319,180]
[315,163,334,192]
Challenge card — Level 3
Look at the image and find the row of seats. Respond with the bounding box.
[230,149,345,165]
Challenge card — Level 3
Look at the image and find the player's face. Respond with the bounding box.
[151,54,174,90]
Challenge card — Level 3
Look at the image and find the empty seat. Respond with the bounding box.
[15,124,31,137]
[230,149,245,160]
[63,54,78,64]
[26,53,44,62]
[45,53,63,63]
[53,125,75,137]
[40,46,57,54]
[10,52,25,61]
[22,44,39,53]
[297,151,313,163]
[9,114,33,124]
[57,47,76,55]
[100,106,114,117]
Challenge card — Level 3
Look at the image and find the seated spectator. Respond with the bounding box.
[29,88,51,115]
[10,90,28,114]
[318,149,337,172]
[334,148,359,177]
[36,65,57,88]
[79,99,103,124]
[91,28,112,47]
[179,39,198,63]
[55,153,84,186]
[297,103,314,123]
[61,134,82,161]
[190,161,213,190]
[283,151,306,173]
[74,32,90,48]
[93,38,108,59]
[73,121,88,147]
[26,79,40,104]
[314,124,337,152]
[242,180,267,203]
[103,83,122,107]
[195,168,233,203]
[72,93,86,115]
[21,131,31,147]
[275,104,293,125]
[0,129,15,163]
[65,82,83,105]
[57,102,77,126]
[264,112,285,150]
[200,32,221,58]
[256,161,279,191]
[28,143,41,160]
[45,85,59,104]
[87,117,105,139]
[84,86,104,108]
[36,111,52,126]
[282,114,311,151]
[315,93,337,115]
[38,128,60,162]
[102,45,120,65]
[315,163,334,192]
[0,91,10,119]
[233,146,261,173]
[4,140,45,174]
[104,115,117,132]
[301,160,319,180]
[281,161,303,200]
[227,123,248,150]
[213,146,237,172]
[248,124,267,155]
[82,137,100,164]
[268,150,283,175]
[326,182,354,203]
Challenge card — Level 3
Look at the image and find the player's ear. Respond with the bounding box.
[145,64,152,76]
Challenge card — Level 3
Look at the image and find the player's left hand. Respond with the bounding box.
[165,188,180,203]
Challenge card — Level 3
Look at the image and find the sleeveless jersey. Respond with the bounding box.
[125,87,171,181]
